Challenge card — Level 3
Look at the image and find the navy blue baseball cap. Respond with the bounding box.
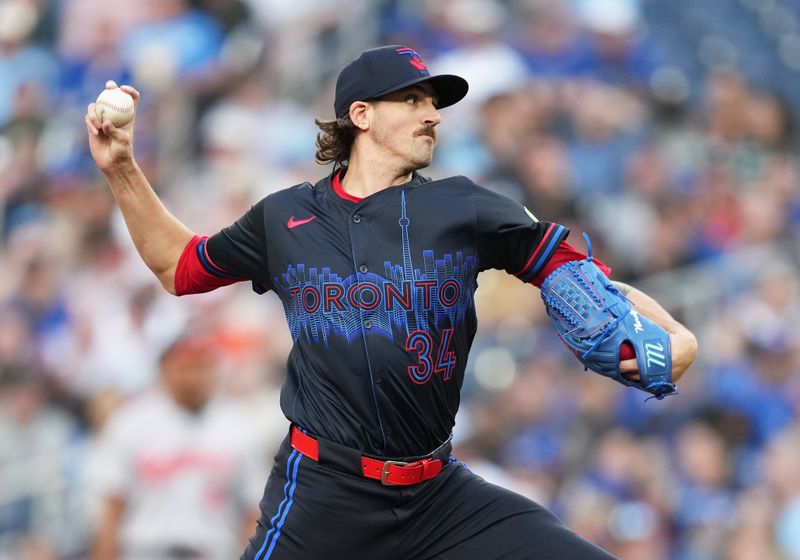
[334,45,469,118]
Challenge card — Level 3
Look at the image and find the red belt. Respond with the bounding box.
[290,425,444,486]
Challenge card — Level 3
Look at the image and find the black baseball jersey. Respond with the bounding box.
[203,172,567,458]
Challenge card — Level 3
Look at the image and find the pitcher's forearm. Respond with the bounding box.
[614,281,698,382]
[104,161,194,293]
[614,283,683,332]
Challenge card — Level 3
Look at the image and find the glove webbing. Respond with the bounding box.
[580,309,630,361]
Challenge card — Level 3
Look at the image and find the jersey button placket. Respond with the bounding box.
[348,205,386,441]
[349,209,370,329]
[359,261,370,328]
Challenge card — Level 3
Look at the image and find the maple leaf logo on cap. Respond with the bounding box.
[395,47,429,75]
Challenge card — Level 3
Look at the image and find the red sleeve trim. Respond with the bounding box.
[514,223,556,276]
[514,223,568,280]
[200,237,235,277]
[174,235,242,296]
[531,241,612,288]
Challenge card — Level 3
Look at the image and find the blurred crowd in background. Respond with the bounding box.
[2,0,800,558]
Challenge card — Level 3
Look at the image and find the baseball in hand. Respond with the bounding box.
[620,341,636,360]
[95,87,135,126]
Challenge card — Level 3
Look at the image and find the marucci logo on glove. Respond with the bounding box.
[644,340,667,369]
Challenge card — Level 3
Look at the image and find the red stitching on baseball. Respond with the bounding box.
[98,101,133,112]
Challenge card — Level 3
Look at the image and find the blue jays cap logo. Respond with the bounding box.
[395,47,430,75]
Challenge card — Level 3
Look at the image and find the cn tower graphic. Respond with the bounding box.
[274,193,479,345]
[399,191,413,276]
[398,191,418,332]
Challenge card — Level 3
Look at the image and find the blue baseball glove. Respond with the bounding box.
[539,234,677,400]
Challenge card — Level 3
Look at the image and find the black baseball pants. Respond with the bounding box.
[241,433,617,560]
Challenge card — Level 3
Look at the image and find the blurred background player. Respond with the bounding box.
[89,332,262,560]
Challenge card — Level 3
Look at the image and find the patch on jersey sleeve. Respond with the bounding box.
[524,207,539,222]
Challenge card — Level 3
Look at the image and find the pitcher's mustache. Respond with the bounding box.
[415,126,437,140]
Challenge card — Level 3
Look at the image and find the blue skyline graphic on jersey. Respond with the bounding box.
[273,192,478,345]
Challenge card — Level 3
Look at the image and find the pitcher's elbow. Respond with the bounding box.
[672,330,698,384]
[155,268,178,296]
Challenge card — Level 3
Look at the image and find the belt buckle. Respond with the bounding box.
[380,460,409,486]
